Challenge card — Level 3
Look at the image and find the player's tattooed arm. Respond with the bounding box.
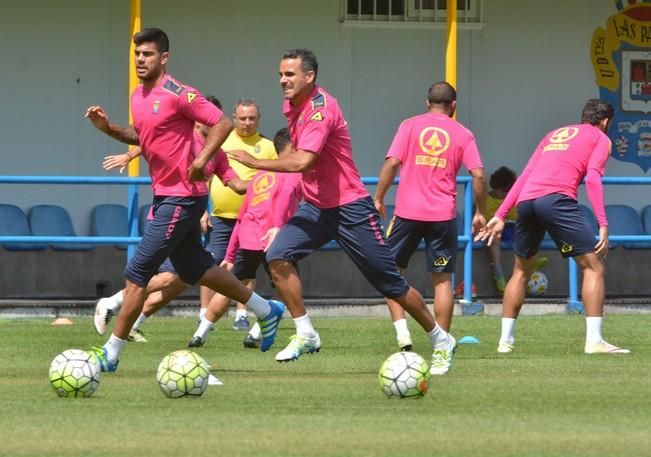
[85,106,140,145]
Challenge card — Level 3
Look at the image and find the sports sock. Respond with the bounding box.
[104,333,126,363]
[249,322,261,339]
[235,308,248,320]
[199,307,207,320]
[193,317,214,340]
[294,314,317,339]
[585,316,603,344]
[428,324,451,349]
[500,317,516,344]
[104,290,124,312]
[245,293,271,319]
[393,318,411,342]
[132,313,147,331]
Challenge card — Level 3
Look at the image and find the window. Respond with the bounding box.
[342,0,483,26]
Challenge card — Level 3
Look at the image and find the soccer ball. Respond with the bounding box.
[49,349,101,398]
[378,352,431,399]
[527,271,548,297]
[156,350,210,398]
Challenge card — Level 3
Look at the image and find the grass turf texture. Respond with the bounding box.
[1,315,650,457]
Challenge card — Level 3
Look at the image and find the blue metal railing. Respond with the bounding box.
[0,175,477,303]
[567,176,651,312]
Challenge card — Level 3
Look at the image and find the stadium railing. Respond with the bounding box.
[4,175,648,309]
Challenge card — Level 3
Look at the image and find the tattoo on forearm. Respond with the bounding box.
[108,125,139,145]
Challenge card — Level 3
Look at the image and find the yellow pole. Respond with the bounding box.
[445,0,457,118]
[128,0,141,176]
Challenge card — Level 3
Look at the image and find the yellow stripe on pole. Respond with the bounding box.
[445,0,457,118]
[128,0,141,176]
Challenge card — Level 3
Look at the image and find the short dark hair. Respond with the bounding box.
[489,166,517,191]
[427,81,456,106]
[205,95,222,110]
[282,48,318,78]
[273,128,292,154]
[133,28,169,53]
[581,99,615,126]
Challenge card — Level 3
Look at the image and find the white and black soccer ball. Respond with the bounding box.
[49,349,101,398]
[378,351,431,399]
[156,350,210,398]
[527,271,548,297]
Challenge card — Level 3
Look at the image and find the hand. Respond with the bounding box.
[200,211,211,234]
[594,225,609,259]
[85,106,110,132]
[374,198,386,220]
[227,149,256,168]
[219,259,234,271]
[188,158,207,182]
[471,212,487,236]
[474,216,505,246]
[102,153,131,174]
[262,227,280,251]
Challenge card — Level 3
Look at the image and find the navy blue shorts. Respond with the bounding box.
[386,216,457,273]
[233,249,270,281]
[515,193,596,259]
[266,197,409,298]
[204,216,237,263]
[125,196,215,287]
[156,215,234,275]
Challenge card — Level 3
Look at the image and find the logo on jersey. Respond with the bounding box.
[251,172,276,206]
[254,145,261,154]
[311,112,324,122]
[591,2,651,171]
[561,243,573,254]
[416,127,449,168]
[543,127,579,152]
[187,92,196,104]
[153,100,160,114]
[433,256,450,267]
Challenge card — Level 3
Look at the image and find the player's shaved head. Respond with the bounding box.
[427,82,456,106]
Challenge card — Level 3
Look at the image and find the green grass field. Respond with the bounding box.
[1,314,650,457]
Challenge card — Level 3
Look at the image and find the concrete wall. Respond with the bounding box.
[0,0,644,233]
[2,246,649,300]
[1,0,649,300]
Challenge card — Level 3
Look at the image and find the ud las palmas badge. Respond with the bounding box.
[591,0,651,171]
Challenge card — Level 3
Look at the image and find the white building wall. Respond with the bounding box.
[0,0,641,233]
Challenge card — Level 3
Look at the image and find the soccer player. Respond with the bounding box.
[95,96,249,343]
[202,98,278,332]
[475,98,629,355]
[374,81,487,352]
[84,28,284,372]
[189,128,302,348]
[229,48,457,375]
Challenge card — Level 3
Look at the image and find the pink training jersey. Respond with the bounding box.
[225,171,303,261]
[386,112,483,221]
[496,123,611,225]
[197,132,237,186]
[283,86,368,209]
[131,74,223,197]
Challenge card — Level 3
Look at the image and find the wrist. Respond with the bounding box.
[125,150,133,160]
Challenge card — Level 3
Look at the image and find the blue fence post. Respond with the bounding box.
[127,182,139,260]
[567,257,584,313]
[462,179,473,304]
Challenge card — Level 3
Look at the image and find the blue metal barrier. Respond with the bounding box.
[0,175,476,303]
[568,177,651,312]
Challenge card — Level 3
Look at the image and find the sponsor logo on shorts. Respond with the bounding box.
[433,256,449,267]
[561,243,573,254]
